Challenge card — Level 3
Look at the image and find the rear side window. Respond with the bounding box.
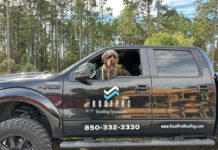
[154,50,199,77]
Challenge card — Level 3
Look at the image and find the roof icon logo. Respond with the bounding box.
[104,86,119,100]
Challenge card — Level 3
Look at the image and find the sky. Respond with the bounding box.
[105,0,197,18]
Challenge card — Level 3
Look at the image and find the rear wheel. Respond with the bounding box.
[0,118,51,150]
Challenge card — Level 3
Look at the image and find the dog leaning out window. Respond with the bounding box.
[90,49,141,80]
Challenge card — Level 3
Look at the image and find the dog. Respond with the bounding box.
[100,49,130,80]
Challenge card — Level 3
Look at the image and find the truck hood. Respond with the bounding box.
[0,72,48,82]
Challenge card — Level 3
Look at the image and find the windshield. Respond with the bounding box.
[59,50,101,74]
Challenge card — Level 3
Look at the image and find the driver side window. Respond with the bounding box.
[89,49,141,80]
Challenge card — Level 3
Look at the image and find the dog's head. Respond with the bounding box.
[102,50,119,69]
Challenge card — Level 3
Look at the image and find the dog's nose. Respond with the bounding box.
[111,60,116,64]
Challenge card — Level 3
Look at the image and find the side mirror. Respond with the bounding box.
[74,62,91,81]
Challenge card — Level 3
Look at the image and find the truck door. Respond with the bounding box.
[149,48,215,136]
[63,48,152,137]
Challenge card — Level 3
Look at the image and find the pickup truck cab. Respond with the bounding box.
[0,46,217,149]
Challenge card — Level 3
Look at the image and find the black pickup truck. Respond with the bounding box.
[0,46,217,150]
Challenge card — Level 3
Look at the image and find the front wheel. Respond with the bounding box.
[0,118,51,150]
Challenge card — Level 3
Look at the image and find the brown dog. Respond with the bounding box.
[100,49,130,80]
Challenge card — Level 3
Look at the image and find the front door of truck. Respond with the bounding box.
[63,48,152,137]
[149,48,215,136]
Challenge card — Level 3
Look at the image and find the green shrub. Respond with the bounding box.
[145,32,195,46]
[0,59,15,73]
[24,63,36,72]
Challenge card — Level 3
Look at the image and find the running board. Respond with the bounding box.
[60,138,215,148]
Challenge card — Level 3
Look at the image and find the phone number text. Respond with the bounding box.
[84,124,140,131]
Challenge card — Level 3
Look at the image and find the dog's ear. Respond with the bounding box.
[102,52,107,63]
[114,51,119,61]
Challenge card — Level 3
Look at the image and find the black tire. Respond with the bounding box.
[0,118,52,150]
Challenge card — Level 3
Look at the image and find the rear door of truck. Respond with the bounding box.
[148,47,215,136]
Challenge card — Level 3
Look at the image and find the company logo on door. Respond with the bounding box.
[91,86,131,108]
[104,86,119,100]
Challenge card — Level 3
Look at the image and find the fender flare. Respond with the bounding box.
[0,88,63,138]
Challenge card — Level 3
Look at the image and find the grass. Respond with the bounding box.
[0,72,9,76]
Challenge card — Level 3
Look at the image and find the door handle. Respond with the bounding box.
[197,84,210,93]
[135,84,149,93]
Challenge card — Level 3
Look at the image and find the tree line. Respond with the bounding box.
[0,0,217,74]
